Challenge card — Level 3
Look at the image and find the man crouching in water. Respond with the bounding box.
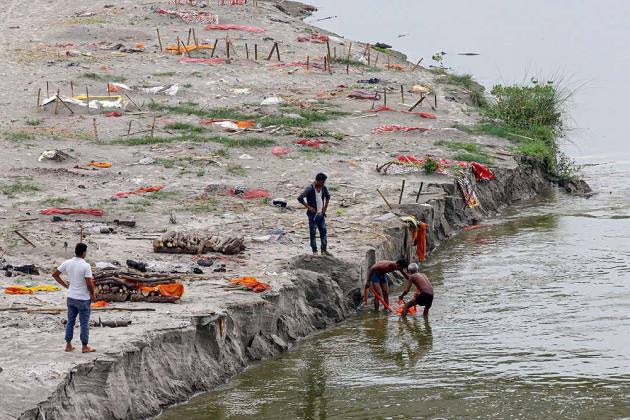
[365,258,409,310]
[399,263,433,318]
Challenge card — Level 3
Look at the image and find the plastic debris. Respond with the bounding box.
[261,96,285,106]
[239,154,254,160]
[104,111,123,117]
[204,24,266,33]
[41,95,127,112]
[201,119,256,131]
[38,150,71,162]
[109,82,179,96]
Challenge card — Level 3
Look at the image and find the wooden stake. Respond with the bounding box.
[150,114,156,137]
[36,88,41,112]
[56,94,75,114]
[411,57,423,72]
[177,36,182,55]
[376,189,393,210]
[14,231,36,248]
[46,81,49,97]
[415,182,424,202]
[193,28,198,46]
[70,81,74,97]
[400,85,404,104]
[211,39,219,57]
[383,88,387,107]
[245,43,249,59]
[326,40,331,63]
[254,43,258,60]
[334,46,337,59]
[387,54,391,70]
[107,83,111,96]
[80,225,84,243]
[367,48,371,66]
[187,28,192,45]
[434,93,438,109]
[374,51,380,67]
[156,28,163,52]
[127,120,133,135]
[86,86,90,114]
[363,43,370,56]
[398,180,406,204]
[53,89,60,114]
[92,118,99,142]
[408,94,425,112]
[226,38,230,59]
[124,93,141,111]
[275,42,280,61]
[306,55,310,72]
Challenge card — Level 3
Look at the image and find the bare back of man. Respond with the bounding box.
[365,259,408,311]
[399,264,434,318]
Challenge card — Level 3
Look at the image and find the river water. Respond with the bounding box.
[163,1,630,418]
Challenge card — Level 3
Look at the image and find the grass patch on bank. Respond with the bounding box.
[0,180,40,198]
[332,57,366,67]
[5,130,34,142]
[115,134,274,148]
[435,140,494,164]
[164,122,204,133]
[82,72,126,83]
[443,73,487,107]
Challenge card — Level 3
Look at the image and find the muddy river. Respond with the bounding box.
[162,1,630,418]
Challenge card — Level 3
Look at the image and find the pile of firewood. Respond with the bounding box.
[153,231,245,255]
[94,268,182,303]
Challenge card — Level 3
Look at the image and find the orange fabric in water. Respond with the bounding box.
[229,277,271,293]
[370,287,392,312]
[139,283,184,298]
[396,298,417,316]
[91,300,109,308]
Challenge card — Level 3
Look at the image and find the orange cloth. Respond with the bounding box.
[139,283,184,298]
[91,300,109,308]
[418,223,427,262]
[4,286,32,295]
[114,184,165,199]
[89,161,112,168]
[396,298,417,316]
[229,277,271,293]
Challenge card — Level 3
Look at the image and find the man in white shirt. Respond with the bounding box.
[52,243,97,353]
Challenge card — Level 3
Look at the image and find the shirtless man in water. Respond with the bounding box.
[399,263,434,318]
[365,258,408,310]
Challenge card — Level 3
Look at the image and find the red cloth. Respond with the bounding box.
[294,139,327,148]
[372,125,430,134]
[105,111,122,117]
[297,34,329,44]
[39,208,104,216]
[470,162,496,181]
[227,188,271,199]
[114,185,165,199]
[417,223,427,262]
[204,24,265,33]
[179,57,227,64]
[272,146,292,156]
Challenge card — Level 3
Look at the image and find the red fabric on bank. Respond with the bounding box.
[470,162,496,181]
[227,188,271,199]
[39,208,104,216]
[297,34,329,43]
[369,105,437,119]
[204,24,266,33]
[294,139,327,148]
[272,146,292,156]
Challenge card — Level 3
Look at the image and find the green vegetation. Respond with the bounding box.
[5,131,34,142]
[453,152,493,164]
[25,119,43,126]
[435,140,493,164]
[40,197,70,207]
[226,164,246,176]
[114,134,275,148]
[214,148,230,158]
[423,157,438,174]
[148,102,346,129]
[294,128,345,140]
[458,79,572,177]
[443,73,488,107]
[82,72,126,82]
[152,71,176,77]
[183,83,193,88]
[331,57,366,67]
[185,199,217,214]
[0,180,40,198]
[164,122,204,133]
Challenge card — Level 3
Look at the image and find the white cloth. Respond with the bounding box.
[57,257,93,300]
[315,187,324,214]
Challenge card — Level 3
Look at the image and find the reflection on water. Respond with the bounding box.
[163,182,630,419]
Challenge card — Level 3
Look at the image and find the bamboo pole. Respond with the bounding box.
[398,180,406,204]
[156,28,163,52]
[415,182,424,202]
[92,118,99,142]
[36,88,41,112]
[411,57,423,72]
[53,89,60,114]
[376,189,393,210]
[211,39,219,57]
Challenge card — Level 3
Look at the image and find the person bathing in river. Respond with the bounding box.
[399,263,433,318]
[365,258,409,310]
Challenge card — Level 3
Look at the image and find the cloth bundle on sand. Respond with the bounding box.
[272,146,293,156]
[114,185,165,199]
[39,208,103,216]
[201,119,256,130]
[457,176,480,208]
[297,33,329,43]
[205,24,265,33]
[4,285,60,294]
[229,276,271,293]
[294,139,327,148]
[348,89,381,100]
[94,268,184,303]
[154,231,245,255]
[400,216,427,262]
[156,8,218,24]
[369,105,436,119]
[226,187,270,199]
[372,125,430,134]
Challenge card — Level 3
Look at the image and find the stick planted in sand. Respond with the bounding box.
[46,81,49,97]
[408,94,425,112]
[211,39,219,57]
[70,81,74,97]
[86,86,90,114]
[56,93,75,114]
[156,28,163,52]
[14,231,36,248]
[306,55,310,72]
[92,118,99,142]
[326,40,331,63]
[151,114,156,137]
[245,43,249,59]
[400,85,404,104]
[54,89,60,114]
[399,180,406,204]
[412,57,423,72]
[36,88,41,112]
[415,182,424,202]
[376,189,393,210]
[127,120,132,135]
[254,43,258,60]
[187,28,192,45]
[434,93,438,109]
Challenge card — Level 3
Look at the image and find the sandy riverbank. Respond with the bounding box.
[0,1,552,418]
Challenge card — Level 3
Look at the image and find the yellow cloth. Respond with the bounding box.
[4,285,60,294]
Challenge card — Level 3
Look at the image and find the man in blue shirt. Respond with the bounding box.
[298,173,331,255]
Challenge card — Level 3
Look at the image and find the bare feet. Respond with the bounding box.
[64,344,75,352]
[82,346,96,353]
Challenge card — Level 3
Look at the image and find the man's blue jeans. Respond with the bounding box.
[308,213,327,253]
[65,297,91,345]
